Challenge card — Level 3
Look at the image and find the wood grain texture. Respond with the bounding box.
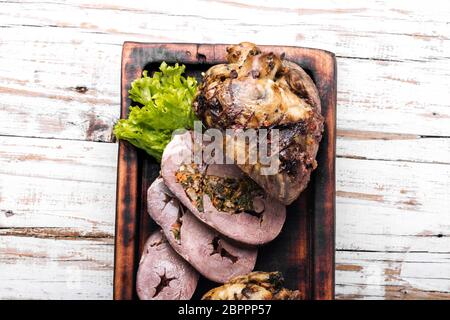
[336,251,450,300]
[114,42,336,300]
[0,0,449,299]
[0,136,116,299]
[0,234,113,299]
[0,1,449,140]
[0,136,117,233]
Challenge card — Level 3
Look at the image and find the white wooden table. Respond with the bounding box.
[0,0,449,300]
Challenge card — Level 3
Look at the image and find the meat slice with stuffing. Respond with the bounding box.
[161,131,286,245]
[136,230,198,300]
[148,177,257,283]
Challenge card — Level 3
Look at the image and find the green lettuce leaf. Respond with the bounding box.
[113,62,198,161]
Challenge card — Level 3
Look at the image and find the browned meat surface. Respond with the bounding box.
[161,131,286,245]
[136,230,198,300]
[147,177,258,283]
[202,271,300,300]
[193,42,324,204]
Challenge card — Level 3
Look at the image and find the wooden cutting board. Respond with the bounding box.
[114,42,336,300]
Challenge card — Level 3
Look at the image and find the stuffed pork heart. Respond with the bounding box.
[193,42,324,205]
[136,230,198,300]
[148,177,257,283]
[161,131,286,245]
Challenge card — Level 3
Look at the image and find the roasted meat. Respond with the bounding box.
[136,230,199,300]
[193,42,324,204]
[202,271,300,300]
[147,177,258,283]
[161,131,286,245]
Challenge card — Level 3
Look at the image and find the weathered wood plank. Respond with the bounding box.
[337,131,450,165]
[1,0,449,61]
[1,135,449,299]
[0,40,448,141]
[0,1,449,141]
[0,136,117,234]
[0,0,449,300]
[337,58,450,136]
[0,38,119,141]
[2,232,449,300]
[336,157,450,253]
[336,250,450,299]
[0,233,113,299]
[0,136,116,299]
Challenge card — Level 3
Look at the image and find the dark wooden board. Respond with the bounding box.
[114,42,336,300]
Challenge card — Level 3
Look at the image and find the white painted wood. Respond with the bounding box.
[0,0,449,300]
[0,1,449,140]
[1,135,449,299]
[0,234,113,299]
[336,158,450,252]
[336,251,450,299]
[0,136,117,234]
[337,133,450,164]
[337,58,450,136]
[1,0,449,62]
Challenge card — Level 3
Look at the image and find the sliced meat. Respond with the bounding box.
[161,131,286,245]
[136,230,198,300]
[148,177,257,283]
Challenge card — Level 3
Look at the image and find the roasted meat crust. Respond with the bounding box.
[193,42,324,204]
[201,271,301,300]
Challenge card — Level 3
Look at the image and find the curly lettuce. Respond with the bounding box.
[113,62,198,161]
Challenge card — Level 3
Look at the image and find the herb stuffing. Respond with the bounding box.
[113,62,198,161]
[176,164,264,214]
